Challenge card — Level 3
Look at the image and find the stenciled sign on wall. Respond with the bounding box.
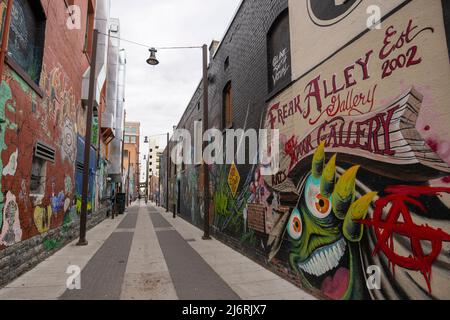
[289,0,408,78]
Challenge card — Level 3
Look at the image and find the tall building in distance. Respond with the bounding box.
[148,138,162,177]
[124,122,140,203]
[147,138,162,201]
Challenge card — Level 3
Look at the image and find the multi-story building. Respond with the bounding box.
[146,138,161,201]
[0,0,125,286]
[161,0,450,300]
[123,121,140,202]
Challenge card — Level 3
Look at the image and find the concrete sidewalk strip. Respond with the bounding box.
[120,206,178,300]
[153,205,317,301]
[149,209,240,300]
[60,210,139,300]
[0,214,126,300]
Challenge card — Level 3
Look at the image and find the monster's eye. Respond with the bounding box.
[287,209,303,240]
[314,194,331,215]
[305,176,332,219]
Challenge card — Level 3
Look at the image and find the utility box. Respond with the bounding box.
[116,193,126,214]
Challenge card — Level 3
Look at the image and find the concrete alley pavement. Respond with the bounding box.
[0,201,316,300]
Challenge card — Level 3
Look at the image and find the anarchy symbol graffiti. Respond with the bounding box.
[358,186,450,294]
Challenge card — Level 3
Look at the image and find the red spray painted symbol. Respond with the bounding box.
[358,186,450,295]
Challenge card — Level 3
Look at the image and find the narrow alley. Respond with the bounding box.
[0,202,315,300]
[0,0,449,307]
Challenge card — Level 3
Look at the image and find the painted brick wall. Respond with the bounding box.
[0,0,108,287]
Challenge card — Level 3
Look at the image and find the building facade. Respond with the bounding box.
[161,0,450,300]
[124,121,140,202]
[0,0,125,286]
[146,138,161,201]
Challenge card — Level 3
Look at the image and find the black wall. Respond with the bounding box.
[170,0,290,228]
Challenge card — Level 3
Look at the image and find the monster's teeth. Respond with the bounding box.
[325,249,336,270]
[304,263,310,275]
[313,256,320,274]
[319,256,326,274]
[340,239,346,251]
[298,239,348,277]
[309,264,314,276]
[320,252,328,273]
[333,246,340,262]
[325,250,333,272]
[308,262,313,275]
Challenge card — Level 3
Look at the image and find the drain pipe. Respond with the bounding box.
[0,0,13,79]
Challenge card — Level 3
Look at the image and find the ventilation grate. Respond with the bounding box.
[76,161,84,172]
[35,141,56,163]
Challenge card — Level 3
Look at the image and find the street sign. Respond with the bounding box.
[227,162,240,198]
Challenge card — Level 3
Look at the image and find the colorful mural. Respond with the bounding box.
[0,61,81,251]
[259,0,450,300]
[160,0,450,300]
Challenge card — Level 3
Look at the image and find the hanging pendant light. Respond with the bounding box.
[146,48,159,66]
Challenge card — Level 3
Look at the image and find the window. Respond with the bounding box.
[83,0,95,56]
[267,9,291,94]
[224,56,230,71]
[7,0,46,85]
[130,136,137,144]
[125,127,138,134]
[222,82,233,129]
[30,157,46,196]
[124,136,130,143]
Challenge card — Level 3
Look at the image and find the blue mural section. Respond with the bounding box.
[75,135,97,213]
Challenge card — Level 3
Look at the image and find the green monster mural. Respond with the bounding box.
[285,142,377,300]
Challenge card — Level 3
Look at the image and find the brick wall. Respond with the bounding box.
[0,0,108,286]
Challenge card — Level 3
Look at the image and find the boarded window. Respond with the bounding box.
[267,10,291,95]
[7,0,46,84]
[223,82,232,129]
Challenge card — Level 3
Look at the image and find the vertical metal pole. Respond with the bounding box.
[202,44,211,240]
[150,174,153,202]
[127,151,131,207]
[166,132,170,212]
[158,168,161,206]
[145,156,149,204]
[77,29,99,246]
[121,110,126,195]
[0,0,13,79]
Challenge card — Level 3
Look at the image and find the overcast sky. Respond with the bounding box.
[110,0,241,180]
